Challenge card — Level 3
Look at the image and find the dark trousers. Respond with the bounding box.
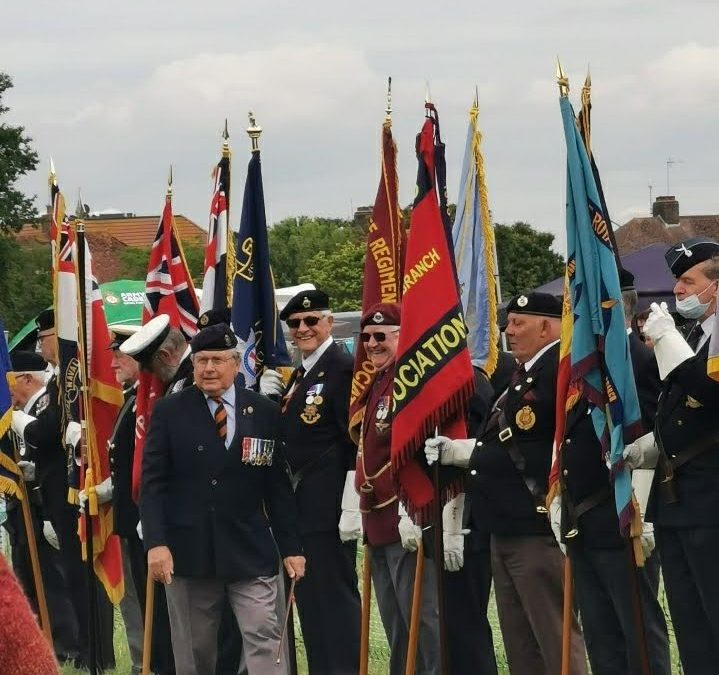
[293,531,361,675]
[657,526,719,675]
[444,542,498,675]
[54,503,115,670]
[4,505,80,659]
[570,543,670,675]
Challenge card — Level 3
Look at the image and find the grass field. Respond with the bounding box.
[57,549,686,675]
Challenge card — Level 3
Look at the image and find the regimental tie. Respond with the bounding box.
[281,365,305,413]
[213,397,228,441]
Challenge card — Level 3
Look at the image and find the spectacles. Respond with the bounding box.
[37,332,55,342]
[193,355,236,368]
[360,330,399,343]
[286,316,323,329]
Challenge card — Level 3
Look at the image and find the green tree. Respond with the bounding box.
[119,242,205,285]
[0,73,39,233]
[494,221,565,299]
[268,216,363,287]
[298,239,365,311]
[0,238,52,333]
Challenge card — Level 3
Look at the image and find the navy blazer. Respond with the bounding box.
[140,383,302,580]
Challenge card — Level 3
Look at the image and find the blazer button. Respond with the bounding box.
[565,438,571,445]
[476,441,483,447]
[563,469,569,476]
[470,469,477,476]
[211,479,218,486]
[198,445,204,452]
[676,420,683,426]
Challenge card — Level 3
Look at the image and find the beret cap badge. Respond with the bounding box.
[302,296,311,309]
[517,295,528,307]
[373,312,384,323]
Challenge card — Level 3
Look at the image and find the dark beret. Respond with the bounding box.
[35,309,55,332]
[197,307,232,329]
[665,237,719,278]
[279,289,330,321]
[360,302,401,329]
[619,267,635,292]
[506,292,562,318]
[190,323,238,353]
[11,350,48,374]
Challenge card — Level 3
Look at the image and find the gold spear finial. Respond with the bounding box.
[166,165,173,200]
[584,65,591,90]
[385,76,392,122]
[48,157,57,188]
[556,57,570,97]
[425,81,432,117]
[247,111,262,153]
[222,118,230,158]
[75,188,85,219]
[581,65,592,110]
[473,85,479,110]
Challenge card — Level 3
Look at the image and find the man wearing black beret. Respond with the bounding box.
[425,292,588,674]
[140,323,304,674]
[260,289,361,675]
[642,237,719,672]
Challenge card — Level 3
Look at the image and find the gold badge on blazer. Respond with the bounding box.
[301,384,324,424]
[685,395,703,409]
[515,406,536,431]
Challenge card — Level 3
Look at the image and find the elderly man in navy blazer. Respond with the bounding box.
[140,322,305,675]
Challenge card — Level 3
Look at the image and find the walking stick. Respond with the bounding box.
[561,556,573,675]
[626,539,652,675]
[141,575,155,675]
[276,577,296,664]
[404,538,425,675]
[359,544,372,675]
[432,462,450,674]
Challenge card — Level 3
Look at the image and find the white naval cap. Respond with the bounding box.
[120,315,170,367]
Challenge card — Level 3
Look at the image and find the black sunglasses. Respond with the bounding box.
[360,330,398,343]
[286,316,323,329]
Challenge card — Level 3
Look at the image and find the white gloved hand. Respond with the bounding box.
[640,521,655,560]
[549,495,566,555]
[11,410,35,438]
[43,520,60,550]
[17,460,36,482]
[259,369,284,397]
[136,520,143,541]
[424,436,475,468]
[64,421,81,449]
[623,432,659,471]
[397,503,423,552]
[644,302,695,379]
[338,471,363,542]
[443,494,469,572]
[79,476,113,510]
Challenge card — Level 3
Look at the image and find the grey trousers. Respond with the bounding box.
[119,538,144,674]
[491,534,588,675]
[370,541,440,675]
[165,575,287,675]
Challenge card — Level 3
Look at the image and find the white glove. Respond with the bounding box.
[43,520,60,550]
[424,436,475,468]
[11,410,35,438]
[549,495,566,555]
[644,302,695,379]
[136,520,143,541]
[79,476,113,508]
[17,461,36,482]
[640,521,655,560]
[259,369,284,397]
[338,471,363,542]
[397,503,423,552]
[443,494,469,572]
[623,432,659,471]
[632,468,655,516]
[64,421,81,449]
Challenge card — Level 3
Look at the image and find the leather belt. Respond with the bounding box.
[497,411,547,514]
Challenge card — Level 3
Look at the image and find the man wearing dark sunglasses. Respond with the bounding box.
[260,289,361,675]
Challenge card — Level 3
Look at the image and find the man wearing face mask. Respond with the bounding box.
[643,236,719,673]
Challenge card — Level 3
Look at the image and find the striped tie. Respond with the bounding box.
[281,366,305,413]
[213,397,227,441]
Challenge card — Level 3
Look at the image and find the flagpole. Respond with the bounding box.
[75,201,99,675]
[223,119,234,308]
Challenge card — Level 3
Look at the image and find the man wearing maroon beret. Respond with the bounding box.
[345,302,440,674]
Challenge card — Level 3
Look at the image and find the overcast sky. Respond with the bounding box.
[3,1,718,256]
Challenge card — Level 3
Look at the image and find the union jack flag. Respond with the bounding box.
[200,154,231,314]
[133,195,199,500]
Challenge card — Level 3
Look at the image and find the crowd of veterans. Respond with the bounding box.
[2,234,719,674]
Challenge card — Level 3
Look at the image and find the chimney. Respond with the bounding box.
[652,195,680,226]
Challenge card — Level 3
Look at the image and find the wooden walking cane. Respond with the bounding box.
[404,538,425,675]
[359,544,372,675]
[141,575,155,675]
[12,437,52,644]
[561,556,573,675]
[626,539,652,675]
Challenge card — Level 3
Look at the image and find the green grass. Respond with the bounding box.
[57,551,684,675]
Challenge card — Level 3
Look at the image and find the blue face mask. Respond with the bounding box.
[675,281,717,320]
